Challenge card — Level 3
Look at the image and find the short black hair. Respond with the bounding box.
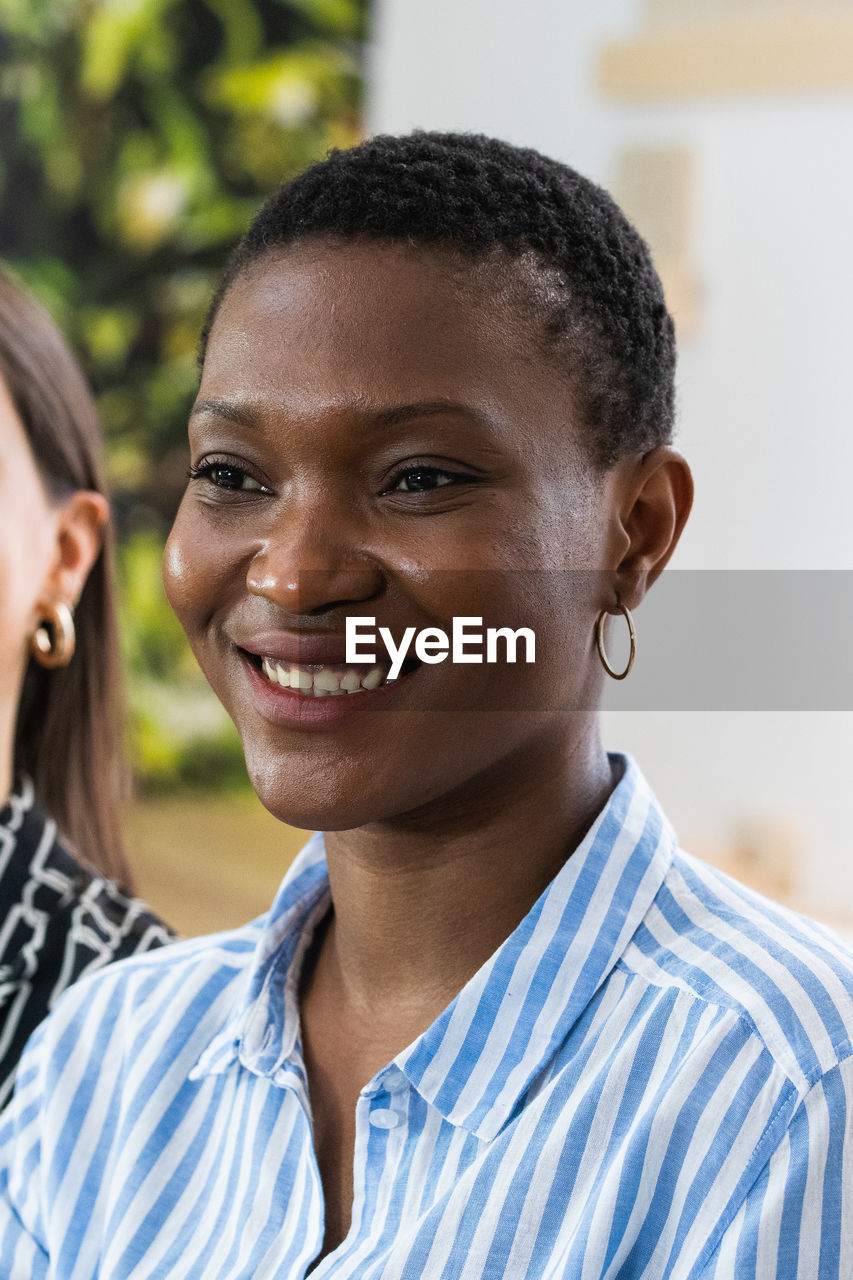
[201,131,675,467]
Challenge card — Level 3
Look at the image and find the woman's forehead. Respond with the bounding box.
[202,241,579,429]
[213,240,537,340]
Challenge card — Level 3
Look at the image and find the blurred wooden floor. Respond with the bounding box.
[125,792,311,937]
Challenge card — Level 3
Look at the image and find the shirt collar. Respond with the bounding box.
[190,836,330,1083]
[192,754,675,1142]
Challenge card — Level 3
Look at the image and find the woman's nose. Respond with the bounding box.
[245,506,384,615]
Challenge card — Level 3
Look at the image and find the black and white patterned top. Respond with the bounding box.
[0,777,174,1109]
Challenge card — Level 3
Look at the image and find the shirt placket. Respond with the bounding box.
[306,1065,410,1277]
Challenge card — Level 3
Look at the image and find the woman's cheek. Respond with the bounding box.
[162,506,236,639]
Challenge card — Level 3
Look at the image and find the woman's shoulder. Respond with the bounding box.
[7,914,264,1099]
[21,890,264,1017]
[622,841,853,1091]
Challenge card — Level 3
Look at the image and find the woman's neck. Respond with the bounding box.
[319,722,614,1020]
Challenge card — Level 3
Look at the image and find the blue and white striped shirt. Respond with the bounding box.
[1,754,852,1278]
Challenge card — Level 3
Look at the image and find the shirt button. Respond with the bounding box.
[369,1108,401,1129]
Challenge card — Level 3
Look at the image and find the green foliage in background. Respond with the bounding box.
[118,533,249,793]
[0,0,367,790]
[0,0,366,524]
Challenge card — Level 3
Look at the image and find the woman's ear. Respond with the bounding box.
[611,446,693,609]
[38,491,110,608]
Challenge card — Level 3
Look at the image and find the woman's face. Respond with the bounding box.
[164,242,627,831]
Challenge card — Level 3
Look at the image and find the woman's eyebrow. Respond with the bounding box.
[189,397,264,430]
[190,397,492,432]
[369,400,491,430]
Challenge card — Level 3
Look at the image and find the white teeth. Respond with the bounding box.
[263,658,289,688]
[258,657,396,695]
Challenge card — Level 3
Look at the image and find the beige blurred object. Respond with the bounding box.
[613,145,702,338]
[599,0,853,98]
[125,793,310,936]
[693,817,853,937]
[700,815,799,901]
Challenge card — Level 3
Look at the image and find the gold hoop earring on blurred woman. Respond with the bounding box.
[595,598,636,681]
[30,601,76,669]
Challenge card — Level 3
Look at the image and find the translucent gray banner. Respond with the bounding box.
[600,571,852,712]
[277,571,853,712]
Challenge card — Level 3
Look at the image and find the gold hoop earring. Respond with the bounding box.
[31,601,76,669]
[595,599,636,681]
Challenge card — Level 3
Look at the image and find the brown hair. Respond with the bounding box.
[0,267,130,885]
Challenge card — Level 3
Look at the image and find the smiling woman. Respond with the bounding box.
[2,133,852,1280]
[161,229,673,832]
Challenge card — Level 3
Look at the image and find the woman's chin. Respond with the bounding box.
[245,758,384,833]
[255,796,383,834]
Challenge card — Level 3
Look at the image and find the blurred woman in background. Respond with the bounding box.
[0,267,173,1108]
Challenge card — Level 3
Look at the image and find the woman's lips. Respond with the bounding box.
[235,628,388,667]
[238,648,421,727]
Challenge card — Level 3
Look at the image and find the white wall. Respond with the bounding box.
[368,0,853,910]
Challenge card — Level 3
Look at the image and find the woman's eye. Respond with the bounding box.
[189,461,267,492]
[389,467,472,493]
